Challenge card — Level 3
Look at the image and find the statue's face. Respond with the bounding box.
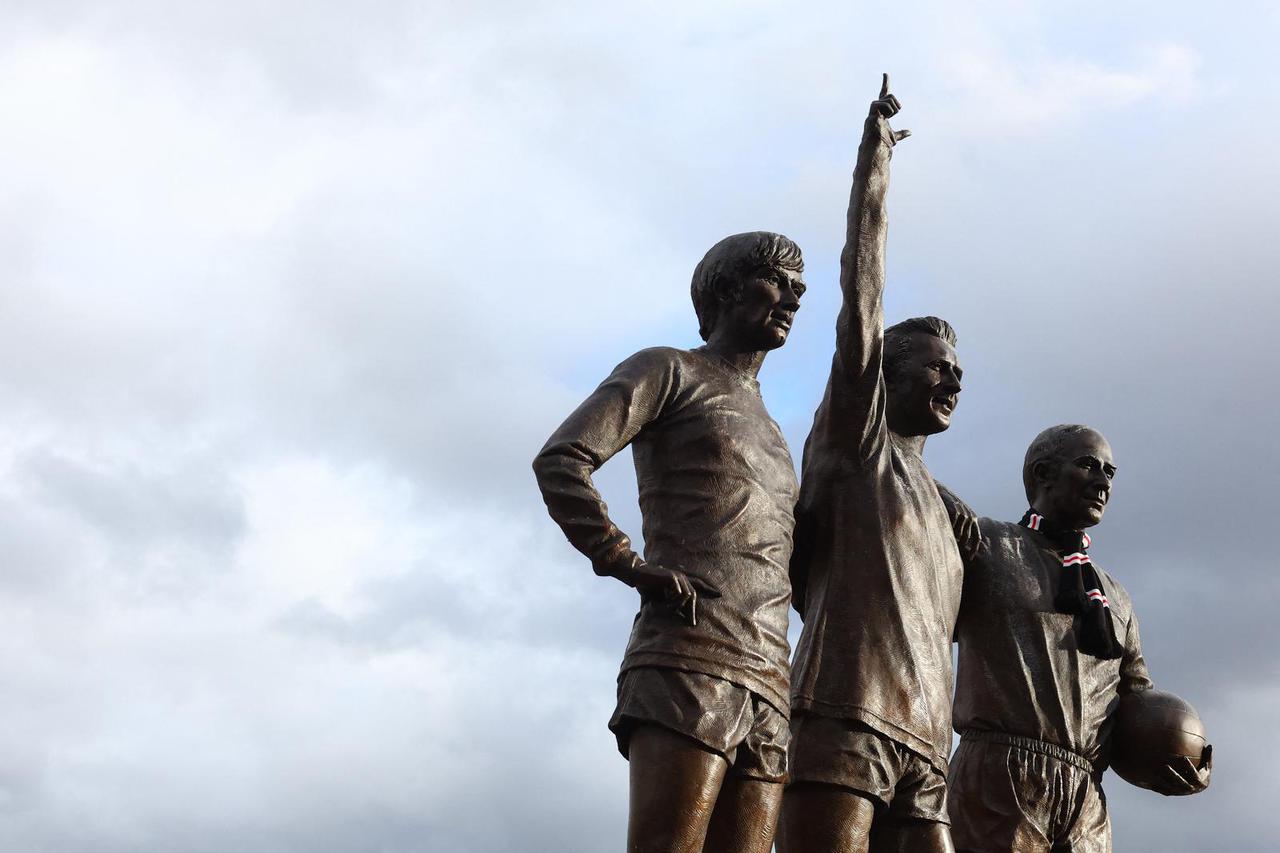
[1034,430,1116,530]
[886,333,963,436]
[716,266,805,351]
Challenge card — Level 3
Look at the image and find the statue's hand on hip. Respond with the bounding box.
[619,562,721,627]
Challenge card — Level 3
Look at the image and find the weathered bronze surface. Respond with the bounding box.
[778,77,963,853]
[531,75,1211,853]
[945,425,1212,852]
[533,232,806,852]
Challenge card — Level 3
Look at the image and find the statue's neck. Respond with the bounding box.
[701,341,766,378]
[891,431,927,457]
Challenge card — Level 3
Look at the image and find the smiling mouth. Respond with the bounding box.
[931,395,956,415]
[769,314,793,331]
[1086,491,1108,509]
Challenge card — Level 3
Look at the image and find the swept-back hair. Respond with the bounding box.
[883,316,957,381]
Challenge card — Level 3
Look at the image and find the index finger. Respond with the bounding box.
[880,72,890,99]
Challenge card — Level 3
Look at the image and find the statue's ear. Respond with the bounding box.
[715,272,748,307]
[717,280,740,305]
[1031,459,1055,488]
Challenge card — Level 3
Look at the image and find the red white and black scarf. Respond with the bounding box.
[1020,509,1121,659]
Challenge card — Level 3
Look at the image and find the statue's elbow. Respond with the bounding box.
[531,447,555,484]
[531,444,573,494]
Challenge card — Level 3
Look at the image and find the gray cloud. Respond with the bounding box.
[0,1,1274,850]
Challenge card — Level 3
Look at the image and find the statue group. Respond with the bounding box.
[532,76,1211,853]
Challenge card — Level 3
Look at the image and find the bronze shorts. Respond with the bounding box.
[609,666,789,783]
[787,712,949,824]
[948,730,1110,853]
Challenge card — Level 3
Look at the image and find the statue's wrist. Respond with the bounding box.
[593,545,641,581]
[862,114,896,151]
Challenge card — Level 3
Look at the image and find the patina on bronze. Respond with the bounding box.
[944,425,1212,852]
[533,232,806,853]
[778,76,963,853]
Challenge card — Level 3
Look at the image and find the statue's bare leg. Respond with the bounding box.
[627,725,729,853]
[778,782,877,853]
[870,818,955,853]
[702,775,782,853]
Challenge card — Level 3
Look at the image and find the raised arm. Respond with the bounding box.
[790,78,909,614]
[806,74,910,461]
[532,350,718,625]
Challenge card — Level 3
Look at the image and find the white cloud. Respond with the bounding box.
[938,43,1202,132]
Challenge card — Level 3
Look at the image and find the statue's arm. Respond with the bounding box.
[935,479,986,561]
[791,78,908,614]
[806,75,909,462]
[1117,606,1154,696]
[532,350,718,625]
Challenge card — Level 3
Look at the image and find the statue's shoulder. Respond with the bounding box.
[977,517,1020,541]
[640,345,689,359]
[621,345,686,366]
[1094,563,1133,606]
[605,346,686,377]
[625,345,720,378]
[972,518,1036,569]
[599,348,702,405]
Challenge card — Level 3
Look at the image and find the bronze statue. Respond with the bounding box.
[778,77,964,853]
[943,425,1212,852]
[532,232,806,852]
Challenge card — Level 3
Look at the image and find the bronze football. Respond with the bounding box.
[1109,689,1207,790]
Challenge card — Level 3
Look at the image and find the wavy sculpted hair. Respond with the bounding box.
[690,231,804,342]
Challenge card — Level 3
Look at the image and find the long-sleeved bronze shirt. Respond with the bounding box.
[533,346,798,712]
[952,519,1153,762]
[788,114,964,773]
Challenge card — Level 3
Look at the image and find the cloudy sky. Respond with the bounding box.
[1,1,1277,850]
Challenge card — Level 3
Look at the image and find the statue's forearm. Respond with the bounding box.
[934,479,973,521]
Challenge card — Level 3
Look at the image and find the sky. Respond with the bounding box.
[1,1,1277,850]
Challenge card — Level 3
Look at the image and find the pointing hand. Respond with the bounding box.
[870,73,911,145]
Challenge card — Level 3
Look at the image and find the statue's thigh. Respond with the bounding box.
[627,724,729,853]
[778,782,877,853]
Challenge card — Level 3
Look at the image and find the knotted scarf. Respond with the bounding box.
[1020,509,1121,659]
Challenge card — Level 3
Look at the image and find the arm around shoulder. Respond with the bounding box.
[935,479,986,562]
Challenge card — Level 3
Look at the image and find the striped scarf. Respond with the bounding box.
[1020,509,1121,659]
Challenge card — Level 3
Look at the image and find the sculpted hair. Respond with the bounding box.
[691,231,804,341]
[1022,424,1099,503]
[883,316,957,381]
